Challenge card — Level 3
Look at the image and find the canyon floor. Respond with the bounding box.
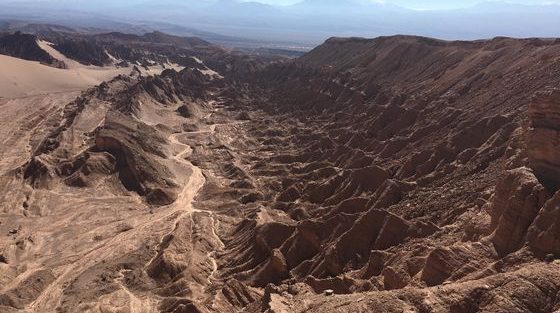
[2,31,560,313]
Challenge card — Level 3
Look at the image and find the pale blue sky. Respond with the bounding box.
[248,0,560,9]
[2,0,560,43]
[5,0,560,10]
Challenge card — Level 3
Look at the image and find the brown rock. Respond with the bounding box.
[421,247,464,287]
[324,210,410,275]
[222,279,257,309]
[270,249,289,276]
[59,152,117,187]
[489,167,549,255]
[359,250,390,278]
[277,186,301,202]
[0,269,55,309]
[528,88,560,190]
[176,104,192,118]
[251,249,289,286]
[527,191,560,256]
[382,266,410,290]
[95,111,180,205]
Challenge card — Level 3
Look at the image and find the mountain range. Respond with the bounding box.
[1,0,560,47]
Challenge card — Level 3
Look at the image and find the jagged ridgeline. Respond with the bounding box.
[2,32,560,313]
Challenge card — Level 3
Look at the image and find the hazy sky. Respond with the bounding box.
[250,0,560,9]
[4,0,560,10]
[2,0,560,46]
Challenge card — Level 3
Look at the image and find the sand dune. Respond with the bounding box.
[0,41,184,98]
[0,54,131,98]
[37,40,88,69]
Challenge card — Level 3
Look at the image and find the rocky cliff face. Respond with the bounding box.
[526,88,560,257]
[488,167,549,255]
[528,88,560,191]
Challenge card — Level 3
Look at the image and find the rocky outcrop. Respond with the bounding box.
[176,104,193,118]
[250,249,289,286]
[221,280,258,310]
[52,37,111,66]
[522,88,560,256]
[527,191,560,256]
[147,218,193,282]
[323,209,412,276]
[95,111,180,205]
[528,88,560,191]
[382,266,410,290]
[57,152,117,187]
[41,29,226,72]
[419,245,485,287]
[488,167,549,255]
[22,155,55,189]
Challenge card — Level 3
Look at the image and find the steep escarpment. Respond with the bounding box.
[527,88,560,190]
[526,88,560,256]
[50,37,111,66]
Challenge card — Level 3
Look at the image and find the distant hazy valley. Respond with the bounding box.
[2,0,560,49]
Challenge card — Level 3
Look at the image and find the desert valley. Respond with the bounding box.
[1,11,560,313]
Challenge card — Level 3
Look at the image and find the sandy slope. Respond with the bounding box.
[0,41,184,99]
[0,54,131,98]
[37,40,86,69]
[38,40,185,75]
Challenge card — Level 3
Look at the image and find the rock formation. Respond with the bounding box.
[488,167,549,255]
[528,88,560,191]
[526,88,560,257]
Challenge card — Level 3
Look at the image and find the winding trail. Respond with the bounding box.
[144,127,208,269]
[27,115,219,312]
[146,118,227,292]
[168,131,202,209]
